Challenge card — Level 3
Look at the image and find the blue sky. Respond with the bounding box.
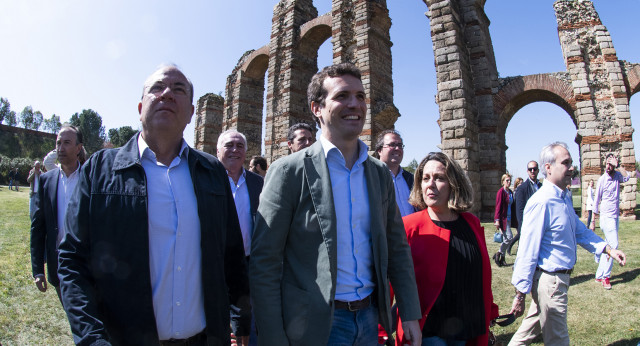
[1,0,638,181]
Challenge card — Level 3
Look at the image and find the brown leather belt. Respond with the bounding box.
[160,330,206,346]
[536,267,573,275]
[335,296,371,311]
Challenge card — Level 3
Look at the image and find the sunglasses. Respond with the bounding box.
[528,167,539,172]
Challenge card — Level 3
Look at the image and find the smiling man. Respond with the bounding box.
[250,63,422,346]
[508,142,626,346]
[58,64,249,345]
[217,129,263,346]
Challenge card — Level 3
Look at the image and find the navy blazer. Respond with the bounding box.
[244,169,264,230]
[30,168,62,287]
[515,178,542,232]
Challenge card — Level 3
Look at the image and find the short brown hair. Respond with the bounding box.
[409,152,473,212]
[307,63,362,126]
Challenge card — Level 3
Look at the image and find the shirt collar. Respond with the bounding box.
[544,179,567,198]
[319,135,369,165]
[138,133,189,163]
[60,162,81,179]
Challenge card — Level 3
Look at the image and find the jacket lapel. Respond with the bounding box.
[49,169,61,228]
[304,142,338,274]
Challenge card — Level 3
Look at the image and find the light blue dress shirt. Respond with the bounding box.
[593,171,629,219]
[319,136,374,302]
[138,134,205,340]
[228,169,252,257]
[390,169,414,217]
[512,180,607,294]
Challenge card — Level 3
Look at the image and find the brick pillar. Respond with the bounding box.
[264,0,319,163]
[332,0,398,150]
[194,93,223,155]
[555,0,636,219]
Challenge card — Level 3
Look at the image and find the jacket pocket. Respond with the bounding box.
[282,281,310,342]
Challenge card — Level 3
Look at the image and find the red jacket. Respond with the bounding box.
[495,187,515,230]
[395,210,499,345]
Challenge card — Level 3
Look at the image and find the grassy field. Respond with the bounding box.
[1,186,639,345]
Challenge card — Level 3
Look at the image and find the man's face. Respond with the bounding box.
[377,133,404,167]
[217,133,247,173]
[311,75,366,143]
[527,162,539,181]
[138,67,194,138]
[34,162,41,171]
[288,129,314,153]
[545,146,574,188]
[605,156,617,174]
[56,129,82,167]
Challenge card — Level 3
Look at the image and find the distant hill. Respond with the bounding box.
[0,124,56,160]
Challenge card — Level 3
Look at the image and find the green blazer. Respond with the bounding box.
[249,141,421,345]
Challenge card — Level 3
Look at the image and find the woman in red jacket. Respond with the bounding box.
[493,173,515,267]
[396,152,499,346]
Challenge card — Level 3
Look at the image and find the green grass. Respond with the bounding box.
[486,218,640,346]
[0,186,73,345]
[1,186,638,345]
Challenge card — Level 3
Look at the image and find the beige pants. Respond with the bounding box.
[508,270,570,346]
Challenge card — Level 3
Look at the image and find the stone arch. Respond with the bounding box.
[241,46,270,79]
[494,74,577,129]
[627,63,640,96]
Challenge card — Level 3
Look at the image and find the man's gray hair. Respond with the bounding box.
[217,129,247,149]
[539,141,569,177]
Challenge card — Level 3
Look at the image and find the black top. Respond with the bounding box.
[423,217,485,341]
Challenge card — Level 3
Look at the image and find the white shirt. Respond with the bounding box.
[56,163,81,246]
[228,170,252,257]
[139,134,205,340]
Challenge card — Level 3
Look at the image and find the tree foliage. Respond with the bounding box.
[404,158,419,174]
[108,126,138,148]
[5,110,17,126]
[19,106,44,130]
[70,109,105,155]
[0,97,10,124]
[42,114,62,134]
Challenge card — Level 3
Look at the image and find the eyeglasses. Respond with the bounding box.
[382,143,405,149]
[528,167,539,172]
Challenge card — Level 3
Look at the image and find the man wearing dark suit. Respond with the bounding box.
[374,129,416,217]
[507,160,542,255]
[30,125,83,303]
[58,65,249,345]
[217,129,263,346]
[250,63,422,346]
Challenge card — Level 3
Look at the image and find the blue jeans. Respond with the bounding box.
[422,336,466,346]
[327,302,378,346]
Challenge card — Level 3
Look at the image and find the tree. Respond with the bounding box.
[5,110,17,126]
[404,158,419,174]
[0,97,10,124]
[70,109,105,155]
[19,106,43,130]
[108,126,137,147]
[42,114,62,134]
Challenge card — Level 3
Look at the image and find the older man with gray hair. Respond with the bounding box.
[508,142,626,346]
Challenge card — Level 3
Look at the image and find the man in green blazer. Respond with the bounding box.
[250,63,422,345]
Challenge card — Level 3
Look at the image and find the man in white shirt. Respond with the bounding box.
[217,129,263,346]
[508,142,626,346]
[27,160,42,219]
[30,125,83,303]
[373,129,415,217]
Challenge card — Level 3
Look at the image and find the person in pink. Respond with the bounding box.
[589,153,636,290]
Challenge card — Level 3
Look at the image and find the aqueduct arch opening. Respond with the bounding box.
[195,0,638,220]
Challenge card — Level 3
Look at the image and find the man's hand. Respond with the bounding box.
[34,275,47,292]
[401,320,422,346]
[509,291,526,318]
[230,332,249,346]
[589,220,596,231]
[610,248,626,266]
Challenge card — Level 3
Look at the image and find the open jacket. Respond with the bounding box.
[57,135,249,346]
[249,141,421,346]
[396,210,499,346]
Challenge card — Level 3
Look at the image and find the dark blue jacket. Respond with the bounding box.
[58,135,249,346]
[30,167,63,287]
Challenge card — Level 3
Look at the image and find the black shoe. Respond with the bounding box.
[499,253,507,266]
[493,252,502,267]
